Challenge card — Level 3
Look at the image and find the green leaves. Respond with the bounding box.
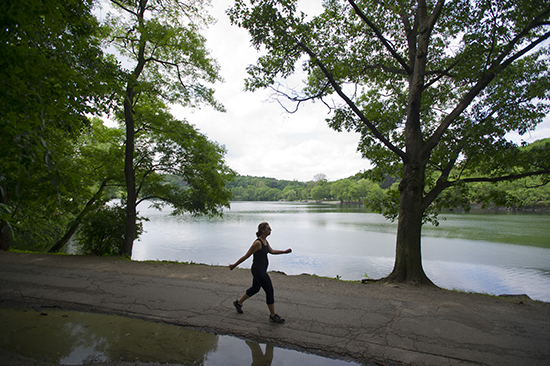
[105,0,223,110]
[123,97,236,216]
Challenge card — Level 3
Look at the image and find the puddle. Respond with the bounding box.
[0,308,359,365]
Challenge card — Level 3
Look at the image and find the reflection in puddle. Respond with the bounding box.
[0,308,358,365]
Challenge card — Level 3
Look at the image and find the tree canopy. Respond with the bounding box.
[229,0,550,285]
[0,0,118,250]
[104,0,231,256]
[1,0,235,255]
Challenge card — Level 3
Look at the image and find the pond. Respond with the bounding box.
[132,201,550,302]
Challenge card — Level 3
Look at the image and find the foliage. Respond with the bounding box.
[7,119,124,253]
[228,175,307,201]
[103,0,229,256]
[128,99,236,216]
[227,174,384,203]
[75,204,143,256]
[103,0,223,110]
[0,0,119,250]
[0,0,118,178]
[228,0,550,284]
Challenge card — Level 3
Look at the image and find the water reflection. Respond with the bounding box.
[0,308,358,366]
[247,341,273,366]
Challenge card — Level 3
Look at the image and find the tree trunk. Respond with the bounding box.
[48,180,108,253]
[122,92,137,258]
[0,184,11,251]
[385,161,435,286]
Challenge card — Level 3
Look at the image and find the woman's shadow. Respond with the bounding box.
[246,341,274,366]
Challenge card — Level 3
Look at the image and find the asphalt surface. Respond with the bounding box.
[1,252,549,366]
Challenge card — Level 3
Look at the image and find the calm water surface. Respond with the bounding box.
[133,201,550,302]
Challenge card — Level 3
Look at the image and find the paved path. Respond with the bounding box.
[1,252,549,366]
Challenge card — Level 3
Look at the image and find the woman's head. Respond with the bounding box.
[256,222,271,237]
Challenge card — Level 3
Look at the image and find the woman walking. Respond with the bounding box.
[229,222,292,323]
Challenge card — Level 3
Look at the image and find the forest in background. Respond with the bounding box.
[226,171,550,211]
[224,166,550,212]
[171,139,550,212]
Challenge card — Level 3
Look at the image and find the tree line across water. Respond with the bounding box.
[172,152,550,212]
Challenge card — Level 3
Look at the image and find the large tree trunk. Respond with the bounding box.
[383,10,436,286]
[48,180,108,253]
[122,90,137,258]
[385,161,435,286]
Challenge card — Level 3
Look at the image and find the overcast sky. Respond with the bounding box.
[171,0,370,182]
[102,0,550,183]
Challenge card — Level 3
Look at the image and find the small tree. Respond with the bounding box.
[76,204,143,256]
[104,0,227,256]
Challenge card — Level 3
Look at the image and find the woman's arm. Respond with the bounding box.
[229,240,262,270]
[267,243,292,255]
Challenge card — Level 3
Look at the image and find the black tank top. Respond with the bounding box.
[252,239,269,272]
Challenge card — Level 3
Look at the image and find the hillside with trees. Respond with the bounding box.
[227,174,391,203]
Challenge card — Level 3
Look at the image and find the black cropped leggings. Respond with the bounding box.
[246,270,274,305]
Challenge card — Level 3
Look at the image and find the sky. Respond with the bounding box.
[100,0,550,183]
[171,0,368,182]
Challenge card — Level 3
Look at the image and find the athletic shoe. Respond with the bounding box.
[233,300,243,314]
[269,314,285,323]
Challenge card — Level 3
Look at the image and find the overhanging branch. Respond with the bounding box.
[460,170,550,184]
[296,40,407,161]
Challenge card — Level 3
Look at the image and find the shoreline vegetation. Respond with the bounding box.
[225,174,550,213]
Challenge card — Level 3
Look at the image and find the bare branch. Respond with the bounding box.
[110,0,138,17]
[296,40,406,161]
[268,82,331,114]
[347,0,411,74]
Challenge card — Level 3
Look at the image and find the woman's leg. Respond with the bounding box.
[253,272,275,314]
[237,292,250,304]
[267,303,276,317]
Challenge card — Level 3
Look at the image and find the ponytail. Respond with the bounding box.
[256,222,269,237]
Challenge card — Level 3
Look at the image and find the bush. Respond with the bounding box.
[75,204,143,256]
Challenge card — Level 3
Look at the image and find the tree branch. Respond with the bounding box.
[268,82,331,114]
[110,0,138,17]
[347,0,411,74]
[460,170,550,184]
[495,7,550,69]
[421,5,550,160]
[296,40,406,161]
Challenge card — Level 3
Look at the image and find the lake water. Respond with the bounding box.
[132,201,550,302]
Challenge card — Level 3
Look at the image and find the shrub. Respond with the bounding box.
[75,204,143,256]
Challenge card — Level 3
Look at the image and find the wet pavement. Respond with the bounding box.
[0,308,358,365]
[1,252,550,366]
